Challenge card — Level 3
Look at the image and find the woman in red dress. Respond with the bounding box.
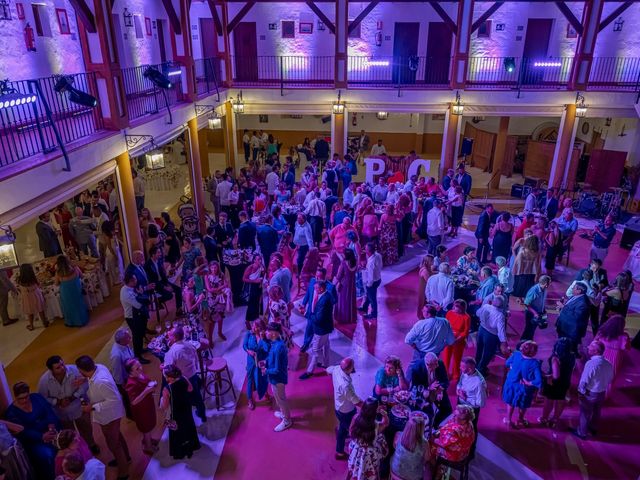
[124,359,159,455]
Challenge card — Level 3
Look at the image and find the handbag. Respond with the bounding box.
[163,386,178,431]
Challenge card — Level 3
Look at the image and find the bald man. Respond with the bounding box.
[125,250,156,293]
[327,358,363,459]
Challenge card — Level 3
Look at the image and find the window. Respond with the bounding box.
[134,15,144,39]
[282,20,295,39]
[477,20,491,38]
[31,3,52,37]
[348,22,361,38]
[55,8,70,35]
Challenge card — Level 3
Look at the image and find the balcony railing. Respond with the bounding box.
[195,57,222,98]
[0,72,104,169]
[231,56,334,87]
[588,57,640,91]
[348,56,451,88]
[466,57,573,89]
[122,62,185,122]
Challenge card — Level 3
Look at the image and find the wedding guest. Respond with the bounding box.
[405,306,454,361]
[60,451,105,480]
[539,337,575,428]
[502,341,543,429]
[327,357,363,460]
[417,255,434,318]
[243,320,270,410]
[334,249,358,325]
[16,263,48,330]
[360,243,382,320]
[347,398,389,480]
[390,413,430,480]
[442,300,471,380]
[53,430,92,477]
[36,212,62,258]
[55,255,89,328]
[262,323,292,432]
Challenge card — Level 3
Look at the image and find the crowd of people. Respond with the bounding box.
[1,139,636,480]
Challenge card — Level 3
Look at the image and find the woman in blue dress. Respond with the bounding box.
[502,340,543,429]
[54,255,89,327]
[243,319,270,410]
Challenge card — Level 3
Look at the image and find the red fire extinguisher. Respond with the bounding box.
[24,23,36,52]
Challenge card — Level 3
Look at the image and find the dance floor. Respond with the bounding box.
[3,204,639,480]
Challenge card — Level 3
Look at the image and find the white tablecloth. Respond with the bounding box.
[142,166,181,191]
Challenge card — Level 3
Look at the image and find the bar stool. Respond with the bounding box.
[435,455,471,480]
[204,357,236,410]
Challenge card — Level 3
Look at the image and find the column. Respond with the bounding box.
[570,0,605,90]
[549,104,579,189]
[222,101,237,169]
[77,0,128,130]
[335,0,349,88]
[489,116,510,189]
[198,129,211,178]
[220,1,233,87]
[331,109,347,158]
[172,0,197,101]
[450,0,474,89]
[414,114,426,154]
[439,106,462,180]
[187,118,208,232]
[115,152,143,260]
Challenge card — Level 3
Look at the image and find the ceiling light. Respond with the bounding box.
[232,91,245,113]
[332,90,345,115]
[376,111,388,120]
[451,91,464,116]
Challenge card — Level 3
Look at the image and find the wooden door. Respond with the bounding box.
[233,22,258,81]
[586,149,627,192]
[502,136,518,177]
[157,19,167,63]
[425,22,452,84]
[521,19,552,84]
[200,18,217,59]
[392,22,420,84]
[463,123,496,171]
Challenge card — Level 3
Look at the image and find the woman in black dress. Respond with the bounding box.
[491,212,514,262]
[242,255,265,328]
[160,365,201,459]
[539,337,575,428]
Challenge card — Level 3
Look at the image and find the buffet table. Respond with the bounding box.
[142,165,182,191]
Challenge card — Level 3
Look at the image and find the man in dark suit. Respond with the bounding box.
[299,267,337,352]
[544,188,559,221]
[237,211,257,250]
[556,283,591,351]
[406,352,452,428]
[124,250,155,292]
[575,259,608,287]
[299,279,336,380]
[475,203,496,264]
[35,212,62,258]
[314,135,330,165]
[202,226,218,263]
[213,212,234,271]
[455,164,472,200]
[256,215,279,267]
[144,245,182,313]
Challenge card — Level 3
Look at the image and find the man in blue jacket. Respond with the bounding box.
[237,211,256,250]
[556,283,591,351]
[300,279,336,380]
[257,215,279,267]
[299,267,337,352]
[262,323,292,432]
[474,204,496,264]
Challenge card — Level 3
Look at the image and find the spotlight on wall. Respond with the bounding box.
[332,90,345,115]
[54,76,97,108]
[143,67,173,89]
[0,225,18,270]
[231,91,245,113]
[451,91,464,116]
[575,92,587,118]
[0,80,37,109]
[503,57,516,73]
[376,111,389,120]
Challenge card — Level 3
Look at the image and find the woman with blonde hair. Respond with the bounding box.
[502,341,543,429]
[205,260,232,341]
[390,413,430,480]
[417,255,434,318]
[512,235,541,300]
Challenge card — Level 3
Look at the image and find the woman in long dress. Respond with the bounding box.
[334,249,358,324]
[124,359,158,455]
[242,255,265,327]
[16,263,48,330]
[101,221,124,285]
[206,261,232,341]
[417,255,434,318]
[491,212,514,262]
[54,255,88,327]
[243,319,270,410]
[378,204,398,266]
[502,341,543,429]
[160,365,201,460]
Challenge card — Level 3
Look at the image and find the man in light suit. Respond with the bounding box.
[299,279,336,380]
[299,267,337,352]
[556,283,591,351]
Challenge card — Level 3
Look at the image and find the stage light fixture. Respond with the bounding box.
[503,57,516,73]
[54,76,97,108]
[0,80,37,109]
[451,91,464,116]
[143,67,173,90]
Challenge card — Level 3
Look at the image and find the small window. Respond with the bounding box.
[282,20,295,39]
[348,22,361,38]
[477,20,491,38]
[31,3,52,37]
[134,15,144,39]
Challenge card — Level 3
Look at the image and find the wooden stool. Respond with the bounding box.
[204,357,236,410]
[435,455,471,480]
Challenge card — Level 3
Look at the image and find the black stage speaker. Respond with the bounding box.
[621,216,640,249]
[511,184,524,198]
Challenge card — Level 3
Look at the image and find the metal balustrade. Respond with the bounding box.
[466,56,573,90]
[0,72,103,168]
[348,56,451,88]
[588,57,640,91]
[230,56,334,87]
[195,57,222,98]
[121,62,185,122]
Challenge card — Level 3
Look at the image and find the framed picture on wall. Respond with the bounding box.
[282,21,295,38]
[299,22,313,34]
[56,8,71,34]
[16,2,25,19]
[145,17,152,36]
[259,115,269,123]
[566,23,578,38]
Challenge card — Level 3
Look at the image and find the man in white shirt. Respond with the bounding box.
[457,356,487,426]
[109,328,135,418]
[359,243,383,319]
[76,355,129,480]
[304,191,326,247]
[523,188,539,214]
[215,174,233,214]
[370,138,387,157]
[425,262,454,314]
[242,129,251,162]
[385,183,400,205]
[132,169,145,211]
[426,199,446,255]
[371,177,388,204]
[250,131,261,162]
[266,165,280,198]
[119,272,149,361]
[571,340,614,440]
[62,451,106,480]
[475,296,509,376]
[327,357,363,459]
[293,213,315,274]
[343,182,357,208]
[163,326,207,422]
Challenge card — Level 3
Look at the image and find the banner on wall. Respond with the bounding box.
[364,157,431,185]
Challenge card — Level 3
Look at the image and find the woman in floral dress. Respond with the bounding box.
[347,398,389,480]
[267,285,293,347]
[378,204,399,266]
[206,261,232,341]
[430,404,476,464]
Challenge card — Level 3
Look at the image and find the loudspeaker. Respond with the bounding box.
[511,184,523,198]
